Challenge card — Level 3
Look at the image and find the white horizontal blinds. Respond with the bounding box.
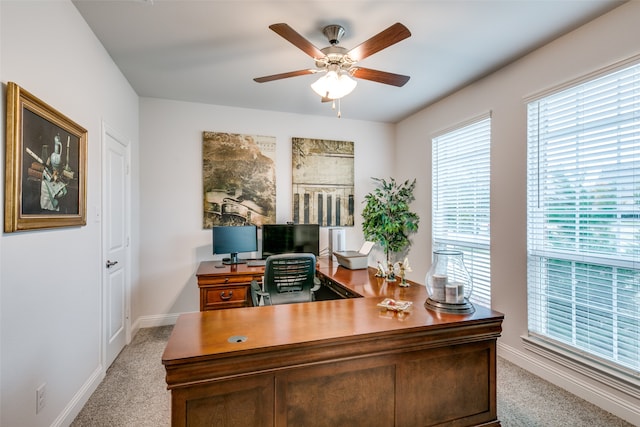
[527,62,640,373]
[433,116,491,308]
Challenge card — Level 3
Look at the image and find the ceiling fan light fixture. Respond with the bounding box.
[311,71,357,100]
[255,22,411,117]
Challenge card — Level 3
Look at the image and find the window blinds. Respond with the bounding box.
[432,115,491,308]
[527,62,640,374]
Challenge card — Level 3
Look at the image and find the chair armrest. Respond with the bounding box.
[311,276,321,293]
[251,279,270,306]
[251,280,268,296]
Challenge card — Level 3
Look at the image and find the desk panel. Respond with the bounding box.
[165,258,503,427]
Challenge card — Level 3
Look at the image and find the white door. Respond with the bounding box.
[102,124,130,368]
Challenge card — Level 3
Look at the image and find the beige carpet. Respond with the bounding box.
[71,326,635,426]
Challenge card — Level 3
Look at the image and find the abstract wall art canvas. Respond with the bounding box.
[202,132,276,228]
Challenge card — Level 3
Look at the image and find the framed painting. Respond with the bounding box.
[4,82,87,232]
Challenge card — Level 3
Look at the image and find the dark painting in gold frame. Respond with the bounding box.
[4,82,87,232]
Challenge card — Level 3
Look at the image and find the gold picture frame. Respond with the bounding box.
[4,82,87,232]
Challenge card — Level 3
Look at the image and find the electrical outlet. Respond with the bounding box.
[36,383,46,414]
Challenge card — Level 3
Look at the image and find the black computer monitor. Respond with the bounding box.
[212,225,258,264]
[261,224,320,258]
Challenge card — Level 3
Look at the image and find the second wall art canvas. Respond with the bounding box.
[292,137,354,227]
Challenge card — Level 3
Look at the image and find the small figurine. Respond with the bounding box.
[386,261,396,282]
[398,257,412,287]
[375,261,387,278]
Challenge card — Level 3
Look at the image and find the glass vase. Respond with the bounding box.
[425,250,474,314]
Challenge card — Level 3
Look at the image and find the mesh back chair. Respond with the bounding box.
[251,253,320,306]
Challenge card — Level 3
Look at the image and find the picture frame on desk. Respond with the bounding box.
[4,82,87,232]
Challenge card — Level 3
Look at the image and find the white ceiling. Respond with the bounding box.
[72,0,625,123]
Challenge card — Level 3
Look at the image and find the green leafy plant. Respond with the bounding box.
[362,177,420,263]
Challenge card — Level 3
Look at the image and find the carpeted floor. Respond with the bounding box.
[71,326,635,427]
[496,358,635,427]
[71,326,172,427]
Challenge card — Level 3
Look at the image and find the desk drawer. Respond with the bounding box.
[199,274,261,286]
[202,286,248,310]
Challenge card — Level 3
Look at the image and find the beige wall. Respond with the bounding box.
[396,2,640,423]
[135,97,396,322]
[2,0,638,425]
[0,1,139,426]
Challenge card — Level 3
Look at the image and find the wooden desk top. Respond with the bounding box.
[196,257,421,299]
[196,260,266,276]
[164,258,503,366]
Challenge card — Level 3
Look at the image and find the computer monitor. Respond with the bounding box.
[261,224,320,258]
[212,225,258,264]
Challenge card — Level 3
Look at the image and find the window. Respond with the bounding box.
[432,115,491,307]
[527,61,640,375]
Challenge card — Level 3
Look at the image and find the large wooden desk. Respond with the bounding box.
[163,258,503,426]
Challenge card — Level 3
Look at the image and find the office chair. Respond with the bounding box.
[250,253,320,306]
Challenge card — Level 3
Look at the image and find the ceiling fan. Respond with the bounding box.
[254,22,411,102]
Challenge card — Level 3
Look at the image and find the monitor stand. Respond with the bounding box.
[222,252,246,265]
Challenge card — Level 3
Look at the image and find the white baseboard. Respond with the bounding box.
[131,312,190,334]
[498,341,640,426]
[52,364,105,427]
[49,313,186,426]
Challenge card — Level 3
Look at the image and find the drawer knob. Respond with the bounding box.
[220,290,233,300]
[224,277,229,283]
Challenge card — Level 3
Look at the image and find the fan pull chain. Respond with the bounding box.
[329,99,342,118]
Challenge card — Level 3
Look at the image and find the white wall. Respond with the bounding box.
[2,0,638,425]
[0,1,394,423]
[396,1,640,424]
[0,1,139,426]
[136,98,395,324]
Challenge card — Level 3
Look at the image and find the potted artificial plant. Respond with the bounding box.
[361,177,420,266]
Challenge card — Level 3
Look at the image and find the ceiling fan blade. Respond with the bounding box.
[352,67,410,87]
[269,23,325,59]
[347,23,411,62]
[254,69,316,83]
